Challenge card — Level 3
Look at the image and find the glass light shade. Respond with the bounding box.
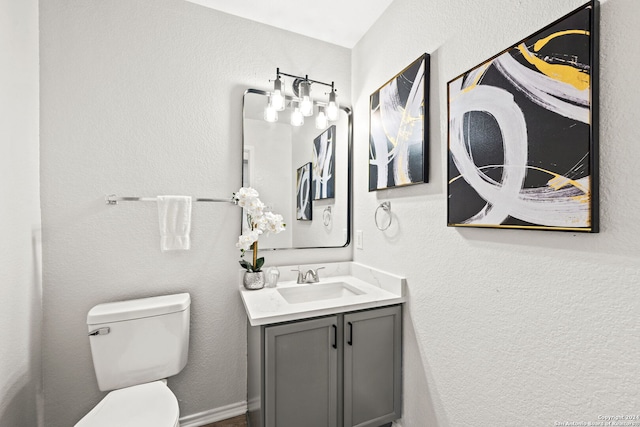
[301,97,313,117]
[264,104,278,122]
[271,77,285,111]
[271,93,285,111]
[327,91,339,121]
[299,81,313,117]
[315,106,328,129]
[291,105,304,127]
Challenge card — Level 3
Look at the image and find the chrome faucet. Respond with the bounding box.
[292,267,325,284]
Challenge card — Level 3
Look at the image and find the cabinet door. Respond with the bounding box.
[265,316,339,427]
[343,305,402,427]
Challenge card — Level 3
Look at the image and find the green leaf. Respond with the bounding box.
[239,260,253,271]
[254,257,265,272]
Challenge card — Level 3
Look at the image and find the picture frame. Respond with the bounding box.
[312,125,336,200]
[296,162,313,221]
[369,53,430,191]
[447,1,599,232]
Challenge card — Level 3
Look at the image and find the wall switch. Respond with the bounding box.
[356,230,364,249]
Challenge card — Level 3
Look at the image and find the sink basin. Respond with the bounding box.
[277,282,365,304]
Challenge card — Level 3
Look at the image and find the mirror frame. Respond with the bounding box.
[242,88,352,250]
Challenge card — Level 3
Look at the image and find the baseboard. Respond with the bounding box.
[179,401,248,427]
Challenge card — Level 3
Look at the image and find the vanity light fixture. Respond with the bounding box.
[266,68,339,128]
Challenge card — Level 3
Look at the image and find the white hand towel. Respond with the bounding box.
[157,196,192,251]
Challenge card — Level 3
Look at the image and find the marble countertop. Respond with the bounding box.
[239,262,406,326]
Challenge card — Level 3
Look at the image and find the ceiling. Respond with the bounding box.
[184,0,395,48]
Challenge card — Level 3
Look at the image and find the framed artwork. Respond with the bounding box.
[447,1,599,232]
[369,53,430,191]
[296,162,312,221]
[313,125,336,200]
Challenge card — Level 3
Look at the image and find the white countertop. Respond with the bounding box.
[239,262,406,326]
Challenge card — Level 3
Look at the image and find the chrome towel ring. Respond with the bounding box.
[375,201,392,231]
[323,206,332,227]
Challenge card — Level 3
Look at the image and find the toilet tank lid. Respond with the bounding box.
[87,293,191,325]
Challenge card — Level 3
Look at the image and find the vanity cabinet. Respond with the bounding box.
[247,305,402,427]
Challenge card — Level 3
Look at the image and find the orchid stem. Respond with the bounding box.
[252,241,258,270]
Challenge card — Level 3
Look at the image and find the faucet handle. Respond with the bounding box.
[291,267,304,284]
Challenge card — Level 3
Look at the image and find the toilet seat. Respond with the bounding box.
[75,380,180,427]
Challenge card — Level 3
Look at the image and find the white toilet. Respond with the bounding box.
[75,293,191,427]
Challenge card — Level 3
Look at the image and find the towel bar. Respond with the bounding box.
[105,194,236,205]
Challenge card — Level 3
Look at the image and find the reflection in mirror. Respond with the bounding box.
[242,89,351,250]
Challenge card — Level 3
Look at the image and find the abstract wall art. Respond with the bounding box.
[296,162,312,221]
[447,1,599,232]
[369,53,429,191]
[312,125,336,200]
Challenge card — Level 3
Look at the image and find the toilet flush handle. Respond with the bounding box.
[88,327,110,336]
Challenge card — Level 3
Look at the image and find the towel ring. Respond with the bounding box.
[374,202,392,231]
[323,206,332,227]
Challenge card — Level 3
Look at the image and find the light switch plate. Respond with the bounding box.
[356,230,363,249]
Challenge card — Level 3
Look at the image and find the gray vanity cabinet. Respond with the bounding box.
[343,306,402,427]
[264,316,339,427]
[247,305,402,427]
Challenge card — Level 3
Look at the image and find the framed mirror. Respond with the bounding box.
[242,89,351,250]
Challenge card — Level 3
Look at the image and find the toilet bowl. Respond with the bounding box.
[75,381,179,427]
[75,293,190,427]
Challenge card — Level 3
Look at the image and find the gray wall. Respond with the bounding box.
[39,1,350,426]
[0,0,42,425]
[352,0,640,426]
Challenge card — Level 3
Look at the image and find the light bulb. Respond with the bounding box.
[327,90,339,121]
[264,104,278,123]
[271,76,285,111]
[291,103,304,127]
[271,93,285,112]
[299,81,313,117]
[301,97,313,117]
[315,106,328,129]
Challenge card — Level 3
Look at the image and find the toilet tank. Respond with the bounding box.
[86,293,190,391]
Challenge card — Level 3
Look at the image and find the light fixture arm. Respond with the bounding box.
[274,68,335,94]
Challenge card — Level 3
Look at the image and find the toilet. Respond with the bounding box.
[75,293,191,427]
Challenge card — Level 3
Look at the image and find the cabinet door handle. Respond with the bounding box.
[332,324,337,349]
[347,322,353,346]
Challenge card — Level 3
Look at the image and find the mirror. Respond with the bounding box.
[242,89,351,250]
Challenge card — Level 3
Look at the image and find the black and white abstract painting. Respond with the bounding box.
[447,2,598,232]
[370,53,429,191]
[296,162,312,221]
[312,125,336,200]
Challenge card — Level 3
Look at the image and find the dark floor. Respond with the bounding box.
[200,414,247,427]
[200,415,392,427]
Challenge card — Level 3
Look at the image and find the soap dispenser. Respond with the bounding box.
[266,266,280,288]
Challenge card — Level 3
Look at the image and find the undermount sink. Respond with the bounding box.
[277,282,365,304]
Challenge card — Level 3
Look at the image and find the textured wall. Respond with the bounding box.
[39,1,350,426]
[0,0,42,425]
[353,0,640,426]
